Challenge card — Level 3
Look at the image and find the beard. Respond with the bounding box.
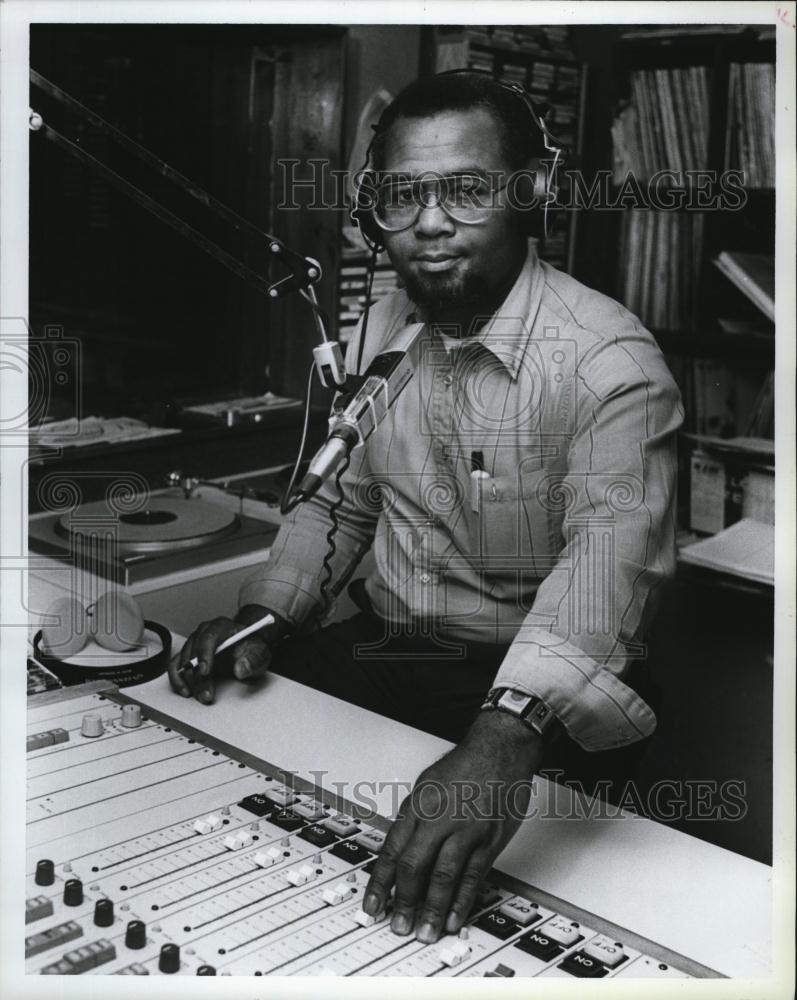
[400,262,499,327]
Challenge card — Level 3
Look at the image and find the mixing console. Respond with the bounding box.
[25,682,716,978]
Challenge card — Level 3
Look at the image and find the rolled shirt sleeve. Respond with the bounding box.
[492,333,684,751]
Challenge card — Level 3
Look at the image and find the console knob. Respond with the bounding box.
[196,965,217,975]
[94,898,114,927]
[120,704,142,728]
[125,919,146,949]
[80,713,103,738]
[159,942,180,973]
[35,859,55,886]
[63,878,83,906]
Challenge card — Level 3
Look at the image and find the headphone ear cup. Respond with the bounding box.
[350,171,385,251]
[508,170,542,235]
[40,597,89,658]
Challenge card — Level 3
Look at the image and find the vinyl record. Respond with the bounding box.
[55,498,239,554]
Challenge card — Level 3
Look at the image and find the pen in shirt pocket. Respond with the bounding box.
[470,450,489,513]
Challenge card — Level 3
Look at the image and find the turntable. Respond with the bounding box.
[28,490,280,586]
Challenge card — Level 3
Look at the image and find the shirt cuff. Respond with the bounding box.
[492,632,657,751]
[238,564,321,628]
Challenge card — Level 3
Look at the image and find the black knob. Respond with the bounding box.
[159,942,180,974]
[125,919,146,950]
[196,965,217,976]
[63,878,83,906]
[35,859,55,886]
[94,898,114,927]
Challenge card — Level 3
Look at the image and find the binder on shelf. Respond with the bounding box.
[713,251,775,322]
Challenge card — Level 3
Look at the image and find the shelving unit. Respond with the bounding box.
[573,25,775,547]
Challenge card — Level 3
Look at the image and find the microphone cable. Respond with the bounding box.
[280,360,318,516]
[318,451,351,624]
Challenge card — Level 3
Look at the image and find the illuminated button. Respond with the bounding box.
[583,935,626,968]
[125,920,146,949]
[80,713,104,738]
[51,728,69,744]
[254,846,282,867]
[25,895,54,924]
[35,859,55,886]
[63,879,83,907]
[293,798,326,821]
[498,896,541,927]
[27,732,55,751]
[322,813,359,836]
[538,914,582,947]
[26,920,82,959]
[354,828,386,853]
[117,962,149,975]
[120,704,142,728]
[264,784,298,807]
[93,898,114,927]
[40,958,76,975]
[321,882,351,906]
[158,942,181,974]
[439,939,471,967]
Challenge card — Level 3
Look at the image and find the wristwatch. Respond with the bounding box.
[480,687,557,739]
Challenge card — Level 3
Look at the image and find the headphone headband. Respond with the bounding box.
[351,68,568,251]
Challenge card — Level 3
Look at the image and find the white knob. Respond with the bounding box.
[120,704,142,728]
[81,713,104,738]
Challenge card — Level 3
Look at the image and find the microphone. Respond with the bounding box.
[296,323,424,501]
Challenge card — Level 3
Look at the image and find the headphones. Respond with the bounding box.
[350,69,568,251]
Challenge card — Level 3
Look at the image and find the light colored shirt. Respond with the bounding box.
[240,247,684,751]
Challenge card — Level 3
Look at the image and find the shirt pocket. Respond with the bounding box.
[465,459,556,581]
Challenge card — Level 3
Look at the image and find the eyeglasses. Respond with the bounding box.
[371,172,509,232]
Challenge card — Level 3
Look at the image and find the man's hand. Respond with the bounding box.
[363,710,544,943]
[167,604,289,704]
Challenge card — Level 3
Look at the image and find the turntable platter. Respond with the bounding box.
[56,498,239,554]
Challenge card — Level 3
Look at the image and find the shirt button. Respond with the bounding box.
[419,573,431,584]
[443,375,453,387]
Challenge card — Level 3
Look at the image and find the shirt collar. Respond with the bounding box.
[405,244,544,380]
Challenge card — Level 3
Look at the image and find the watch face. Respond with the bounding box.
[497,689,533,714]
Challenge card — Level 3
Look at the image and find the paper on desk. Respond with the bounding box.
[679,517,774,585]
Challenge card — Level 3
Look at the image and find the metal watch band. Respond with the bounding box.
[480,686,556,738]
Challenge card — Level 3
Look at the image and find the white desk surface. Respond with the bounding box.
[26,548,773,979]
[132,659,772,980]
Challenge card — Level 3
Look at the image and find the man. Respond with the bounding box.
[169,73,682,945]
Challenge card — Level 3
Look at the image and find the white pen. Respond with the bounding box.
[179,613,275,673]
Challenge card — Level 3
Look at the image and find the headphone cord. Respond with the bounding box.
[318,450,351,624]
[355,247,379,376]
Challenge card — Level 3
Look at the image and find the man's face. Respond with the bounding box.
[378,108,528,324]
